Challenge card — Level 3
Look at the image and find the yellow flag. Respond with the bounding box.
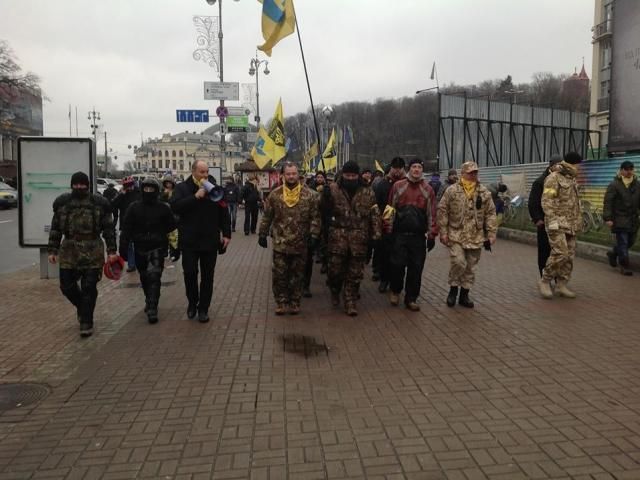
[251,126,275,169]
[257,0,296,57]
[268,98,286,165]
[303,142,318,168]
[318,128,337,172]
[375,159,384,173]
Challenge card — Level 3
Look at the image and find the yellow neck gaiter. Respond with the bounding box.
[621,175,634,188]
[460,178,477,199]
[283,183,302,208]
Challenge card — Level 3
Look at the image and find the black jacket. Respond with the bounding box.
[528,170,550,224]
[119,199,177,254]
[603,175,640,232]
[102,186,119,203]
[373,176,394,212]
[224,182,241,203]
[241,182,261,207]
[170,175,232,251]
[111,189,141,229]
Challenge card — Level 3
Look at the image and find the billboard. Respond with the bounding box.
[609,0,640,153]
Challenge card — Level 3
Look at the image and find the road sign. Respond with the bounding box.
[204,81,240,101]
[219,123,227,135]
[226,115,249,133]
[176,110,210,123]
[215,106,229,118]
[226,106,251,116]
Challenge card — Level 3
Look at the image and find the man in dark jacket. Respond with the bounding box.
[387,158,438,311]
[372,156,405,292]
[102,182,119,204]
[223,177,241,232]
[604,160,640,276]
[437,169,458,202]
[171,160,231,322]
[119,178,177,324]
[528,155,563,276]
[111,176,141,272]
[241,179,261,235]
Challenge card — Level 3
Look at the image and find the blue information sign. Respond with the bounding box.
[176,110,210,123]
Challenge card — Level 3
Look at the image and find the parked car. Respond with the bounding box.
[97,178,122,195]
[0,182,18,209]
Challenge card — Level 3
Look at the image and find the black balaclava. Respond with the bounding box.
[70,171,90,199]
[341,161,361,194]
[142,187,159,205]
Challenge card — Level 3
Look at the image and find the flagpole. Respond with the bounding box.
[292,2,325,171]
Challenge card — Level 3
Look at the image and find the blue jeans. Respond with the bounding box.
[127,242,136,269]
[614,231,637,264]
[227,203,238,230]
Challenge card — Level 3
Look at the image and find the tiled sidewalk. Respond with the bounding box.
[1,217,640,479]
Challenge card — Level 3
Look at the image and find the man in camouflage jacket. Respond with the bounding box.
[539,152,583,299]
[258,162,321,315]
[321,161,381,316]
[48,171,118,337]
[437,161,497,308]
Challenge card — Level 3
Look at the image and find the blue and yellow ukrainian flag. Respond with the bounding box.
[257,0,296,57]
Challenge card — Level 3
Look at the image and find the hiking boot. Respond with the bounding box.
[331,292,340,307]
[555,281,576,298]
[147,308,158,324]
[198,311,210,323]
[606,251,618,268]
[538,279,553,299]
[303,287,312,298]
[187,304,197,320]
[378,281,389,293]
[446,286,458,307]
[289,304,300,315]
[275,304,287,315]
[389,292,399,306]
[79,323,93,338]
[458,288,474,308]
[345,304,358,316]
[405,301,420,312]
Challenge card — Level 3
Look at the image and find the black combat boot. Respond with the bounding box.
[446,287,458,307]
[458,288,474,308]
[147,307,158,324]
[378,280,389,293]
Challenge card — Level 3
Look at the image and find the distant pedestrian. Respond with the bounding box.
[603,160,640,276]
[258,162,321,315]
[322,161,381,316]
[223,176,241,232]
[241,179,261,235]
[387,158,438,311]
[47,171,117,337]
[427,171,442,195]
[170,160,231,323]
[119,178,176,324]
[361,168,373,187]
[538,152,583,299]
[487,181,508,225]
[437,168,458,202]
[160,175,180,262]
[102,182,118,204]
[438,161,497,308]
[111,176,141,272]
[528,155,563,276]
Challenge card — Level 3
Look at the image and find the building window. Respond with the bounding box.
[179,150,183,157]
[152,159,156,169]
[600,39,611,70]
[158,150,162,158]
[600,80,609,98]
[165,159,170,169]
[179,160,184,170]
[165,150,169,157]
[172,150,176,157]
[172,160,177,170]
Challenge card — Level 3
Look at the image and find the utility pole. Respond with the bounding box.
[216,0,226,172]
[104,131,108,176]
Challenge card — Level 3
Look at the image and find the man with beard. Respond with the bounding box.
[387,158,438,311]
[258,162,321,315]
[361,168,373,187]
[119,178,176,324]
[372,157,406,291]
[48,172,118,337]
[322,161,381,316]
[538,152,583,299]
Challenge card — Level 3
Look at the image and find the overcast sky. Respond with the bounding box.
[2,0,594,167]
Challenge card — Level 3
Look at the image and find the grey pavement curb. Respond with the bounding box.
[498,226,640,270]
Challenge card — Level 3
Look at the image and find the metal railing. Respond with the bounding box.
[592,20,612,41]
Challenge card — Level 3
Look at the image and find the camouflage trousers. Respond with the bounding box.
[448,243,482,290]
[327,253,365,306]
[272,251,306,306]
[542,231,576,282]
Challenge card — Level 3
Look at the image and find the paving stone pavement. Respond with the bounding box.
[1,212,640,480]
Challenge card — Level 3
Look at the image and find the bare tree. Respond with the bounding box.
[0,40,43,94]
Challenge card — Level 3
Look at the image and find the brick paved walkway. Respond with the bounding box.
[2,212,640,479]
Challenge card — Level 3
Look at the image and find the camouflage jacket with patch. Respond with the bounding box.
[541,162,582,234]
[437,182,497,249]
[322,182,381,256]
[258,184,321,255]
[47,193,117,269]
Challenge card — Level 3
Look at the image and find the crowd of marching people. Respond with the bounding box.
[47,151,638,337]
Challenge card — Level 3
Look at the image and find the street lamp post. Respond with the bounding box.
[88,107,101,169]
[248,54,270,126]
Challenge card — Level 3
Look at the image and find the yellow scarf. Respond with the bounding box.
[621,175,634,188]
[283,183,302,208]
[460,178,477,199]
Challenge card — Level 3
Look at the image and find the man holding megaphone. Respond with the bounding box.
[171,160,231,323]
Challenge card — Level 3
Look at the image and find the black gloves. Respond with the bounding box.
[427,238,436,252]
[258,236,268,248]
[483,239,492,252]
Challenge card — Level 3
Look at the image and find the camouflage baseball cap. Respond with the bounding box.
[461,161,479,173]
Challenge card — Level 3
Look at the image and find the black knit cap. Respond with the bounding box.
[70,171,90,187]
[342,160,360,175]
[564,151,582,165]
[408,158,423,168]
[390,156,405,169]
[621,160,635,170]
